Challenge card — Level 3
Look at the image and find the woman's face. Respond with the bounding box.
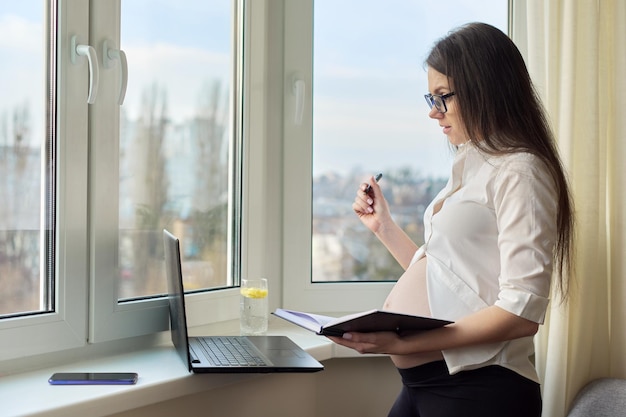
[427,67,470,146]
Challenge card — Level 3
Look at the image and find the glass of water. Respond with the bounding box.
[240,278,269,335]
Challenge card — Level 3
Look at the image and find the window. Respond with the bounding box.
[89,0,244,342]
[283,1,509,311]
[116,1,236,300]
[0,0,89,361]
[0,3,50,317]
[311,1,508,283]
[1,0,248,359]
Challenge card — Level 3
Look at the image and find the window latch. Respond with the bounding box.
[102,40,128,106]
[70,35,100,104]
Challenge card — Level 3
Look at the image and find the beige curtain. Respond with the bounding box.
[519,1,626,416]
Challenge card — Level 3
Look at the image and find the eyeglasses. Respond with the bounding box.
[424,92,455,114]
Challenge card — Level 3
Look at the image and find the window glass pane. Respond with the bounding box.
[119,1,236,299]
[312,1,507,282]
[0,3,51,315]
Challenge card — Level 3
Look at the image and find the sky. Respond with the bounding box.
[0,0,507,179]
[0,5,44,147]
[120,0,231,122]
[312,0,508,178]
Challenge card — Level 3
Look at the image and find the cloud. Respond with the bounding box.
[0,14,41,50]
[0,14,44,146]
[122,43,230,122]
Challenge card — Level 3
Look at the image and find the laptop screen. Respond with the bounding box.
[163,229,193,371]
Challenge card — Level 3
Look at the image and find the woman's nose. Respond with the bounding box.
[428,106,442,119]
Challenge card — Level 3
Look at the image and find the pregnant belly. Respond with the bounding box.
[383,255,444,368]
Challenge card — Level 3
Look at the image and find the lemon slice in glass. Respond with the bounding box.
[240,287,268,299]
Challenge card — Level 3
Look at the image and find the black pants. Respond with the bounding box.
[388,361,542,417]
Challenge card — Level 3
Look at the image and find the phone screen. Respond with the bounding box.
[48,372,138,385]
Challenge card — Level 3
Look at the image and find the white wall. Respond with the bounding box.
[110,357,401,417]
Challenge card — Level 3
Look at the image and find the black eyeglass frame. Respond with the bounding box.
[424,92,456,113]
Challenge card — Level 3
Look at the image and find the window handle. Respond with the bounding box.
[70,35,100,104]
[293,78,306,125]
[103,40,128,105]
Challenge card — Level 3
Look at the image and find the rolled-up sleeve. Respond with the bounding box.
[492,155,557,323]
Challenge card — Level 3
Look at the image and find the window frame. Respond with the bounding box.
[281,0,394,313]
[281,0,515,313]
[88,0,249,342]
[87,0,170,343]
[0,0,89,362]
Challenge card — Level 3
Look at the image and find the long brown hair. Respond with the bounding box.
[426,22,574,301]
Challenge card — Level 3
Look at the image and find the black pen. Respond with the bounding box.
[365,173,383,194]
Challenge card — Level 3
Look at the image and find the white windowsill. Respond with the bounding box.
[1,317,365,417]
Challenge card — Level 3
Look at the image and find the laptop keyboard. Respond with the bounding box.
[196,337,270,367]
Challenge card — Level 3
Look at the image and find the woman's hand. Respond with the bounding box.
[327,331,408,355]
[352,175,392,234]
[351,175,419,269]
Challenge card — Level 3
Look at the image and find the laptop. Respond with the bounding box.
[163,229,324,374]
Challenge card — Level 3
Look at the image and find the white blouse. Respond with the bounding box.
[411,143,557,383]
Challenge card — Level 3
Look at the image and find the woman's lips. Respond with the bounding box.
[442,125,451,135]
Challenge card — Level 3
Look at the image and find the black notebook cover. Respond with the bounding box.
[273,308,453,337]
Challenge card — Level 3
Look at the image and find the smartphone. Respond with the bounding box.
[48,372,138,385]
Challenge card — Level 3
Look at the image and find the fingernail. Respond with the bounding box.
[367,198,373,205]
[342,333,352,340]
[367,207,374,213]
